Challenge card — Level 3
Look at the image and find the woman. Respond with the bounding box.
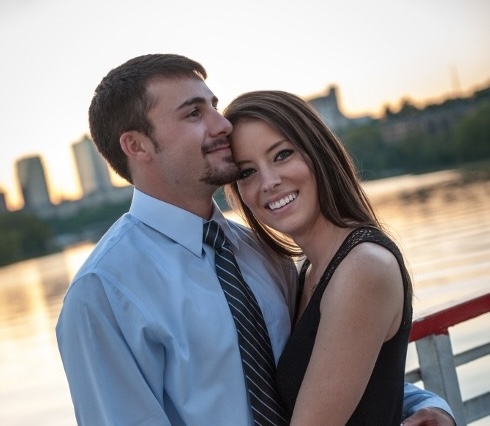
[223,90,413,425]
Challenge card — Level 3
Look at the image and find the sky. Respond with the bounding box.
[1,0,489,210]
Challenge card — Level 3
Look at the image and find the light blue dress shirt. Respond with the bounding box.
[56,188,297,425]
[56,188,454,425]
[403,382,454,420]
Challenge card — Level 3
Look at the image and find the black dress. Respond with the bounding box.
[276,227,413,425]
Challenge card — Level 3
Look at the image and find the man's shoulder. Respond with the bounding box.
[225,219,265,255]
[69,215,137,282]
[225,218,296,272]
[225,217,254,237]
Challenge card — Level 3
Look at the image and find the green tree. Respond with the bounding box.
[397,98,419,116]
[340,123,400,179]
[46,199,131,238]
[0,212,56,266]
[451,102,490,163]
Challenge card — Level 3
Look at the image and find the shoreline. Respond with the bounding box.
[364,167,490,206]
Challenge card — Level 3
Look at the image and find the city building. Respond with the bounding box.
[16,155,52,214]
[72,135,113,197]
[308,85,372,131]
[0,190,7,213]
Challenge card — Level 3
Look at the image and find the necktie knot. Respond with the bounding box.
[203,220,227,250]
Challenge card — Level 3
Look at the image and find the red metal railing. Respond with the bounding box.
[410,292,490,341]
[405,289,490,425]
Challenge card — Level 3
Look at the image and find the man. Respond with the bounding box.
[56,54,455,425]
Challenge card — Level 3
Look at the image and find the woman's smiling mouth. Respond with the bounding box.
[267,192,298,211]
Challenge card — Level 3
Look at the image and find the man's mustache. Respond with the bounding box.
[202,138,231,155]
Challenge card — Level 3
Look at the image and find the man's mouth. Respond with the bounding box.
[203,140,231,155]
[268,192,297,211]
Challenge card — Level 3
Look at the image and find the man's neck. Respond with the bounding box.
[135,184,217,219]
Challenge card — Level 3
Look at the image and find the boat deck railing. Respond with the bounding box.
[405,289,490,425]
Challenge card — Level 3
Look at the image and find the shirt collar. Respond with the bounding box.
[129,188,239,257]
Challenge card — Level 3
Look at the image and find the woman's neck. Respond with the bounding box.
[295,220,352,284]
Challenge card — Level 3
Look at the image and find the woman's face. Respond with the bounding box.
[231,119,322,238]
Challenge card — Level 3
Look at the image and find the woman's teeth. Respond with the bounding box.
[268,193,297,211]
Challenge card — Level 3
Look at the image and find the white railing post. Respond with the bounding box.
[415,334,466,425]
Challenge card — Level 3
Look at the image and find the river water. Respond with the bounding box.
[1,171,489,425]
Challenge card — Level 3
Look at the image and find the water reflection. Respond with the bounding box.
[0,175,489,425]
[0,244,93,426]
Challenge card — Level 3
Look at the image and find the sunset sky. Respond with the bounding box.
[1,0,489,210]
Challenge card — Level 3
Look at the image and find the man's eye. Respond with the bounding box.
[238,168,254,180]
[187,109,200,118]
[275,149,293,161]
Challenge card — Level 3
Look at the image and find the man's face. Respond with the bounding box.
[144,77,238,199]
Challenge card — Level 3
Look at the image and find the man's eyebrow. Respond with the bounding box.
[177,95,219,110]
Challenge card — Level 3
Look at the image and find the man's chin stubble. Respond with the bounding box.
[200,162,241,186]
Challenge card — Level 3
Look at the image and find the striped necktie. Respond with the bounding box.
[203,220,289,426]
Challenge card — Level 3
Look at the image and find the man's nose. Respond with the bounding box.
[210,109,233,137]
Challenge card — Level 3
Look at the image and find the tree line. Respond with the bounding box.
[0,100,489,267]
[339,100,490,180]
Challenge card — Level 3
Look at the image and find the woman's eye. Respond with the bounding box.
[275,149,294,161]
[238,168,254,180]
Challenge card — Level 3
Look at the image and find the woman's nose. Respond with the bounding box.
[261,169,282,192]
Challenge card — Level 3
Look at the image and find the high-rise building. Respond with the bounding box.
[16,155,52,211]
[0,190,7,212]
[308,84,372,131]
[72,135,113,196]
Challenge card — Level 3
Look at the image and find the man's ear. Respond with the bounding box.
[120,131,151,161]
